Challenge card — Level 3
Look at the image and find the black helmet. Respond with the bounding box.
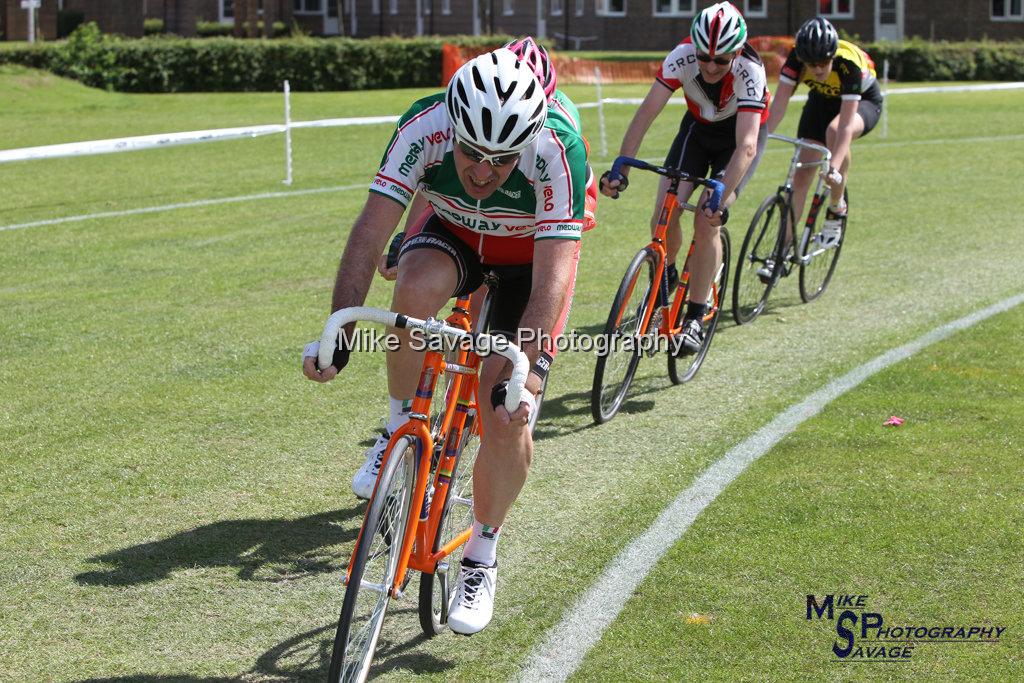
[795,16,838,63]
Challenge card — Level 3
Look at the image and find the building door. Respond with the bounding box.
[325,0,340,34]
[874,0,903,41]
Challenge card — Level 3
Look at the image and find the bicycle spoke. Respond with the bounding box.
[733,194,789,325]
[329,437,416,683]
[591,249,657,423]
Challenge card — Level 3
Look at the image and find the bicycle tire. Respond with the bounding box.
[590,247,658,424]
[328,436,418,683]
[527,372,548,436]
[418,411,480,636]
[732,193,790,325]
[798,189,848,303]
[669,227,731,384]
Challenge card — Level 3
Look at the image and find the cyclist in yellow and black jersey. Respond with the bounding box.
[766,17,884,245]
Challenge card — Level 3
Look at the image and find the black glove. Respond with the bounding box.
[490,379,510,410]
[600,170,629,199]
[324,325,355,372]
[385,231,405,270]
[700,198,729,226]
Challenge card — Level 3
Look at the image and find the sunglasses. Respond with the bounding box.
[455,139,521,168]
[805,58,833,68]
[695,52,734,66]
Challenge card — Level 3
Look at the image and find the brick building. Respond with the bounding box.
[332,0,1024,45]
[5,0,1024,43]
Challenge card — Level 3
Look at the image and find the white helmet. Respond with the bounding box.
[445,47,548,155]
[690,2,747,57]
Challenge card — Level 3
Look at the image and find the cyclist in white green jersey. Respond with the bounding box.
[302,48,588,636]
[378,36,595,280]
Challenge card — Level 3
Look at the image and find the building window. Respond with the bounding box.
[389,0,398,14]
[372,0,379,14]
[745,0,766,17]
[503,0,514,14]
[442,0,451,15]
[596,0,626,16]
[818,0,853,17]
[551,0,563,15]
[992,0,1024,19]
[576,0,584,14]
[294,0,323,13]
[653,0,693,17]
[220,0,234,20]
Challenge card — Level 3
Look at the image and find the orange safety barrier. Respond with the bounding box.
[441,37,797,88]
[748,35,796,79]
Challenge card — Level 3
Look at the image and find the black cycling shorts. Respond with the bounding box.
[664,112,766,198]
[398,213,533,336]
[797,92,883,143]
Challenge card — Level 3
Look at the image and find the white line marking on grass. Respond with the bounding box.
[0,184,364,232]
[5,132,1023,235]
[519,291,1024,683]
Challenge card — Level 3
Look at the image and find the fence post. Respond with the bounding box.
[881,59,889,139]
[595,66,608,160]
[283,80,293,186]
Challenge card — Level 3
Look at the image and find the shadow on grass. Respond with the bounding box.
[76,611,454,682]
[76,505,365,587]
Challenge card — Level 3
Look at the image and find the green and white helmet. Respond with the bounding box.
[690,2,747,57]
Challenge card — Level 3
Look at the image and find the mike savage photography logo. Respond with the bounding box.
[806,594,1006,663]
[338,327,684,357]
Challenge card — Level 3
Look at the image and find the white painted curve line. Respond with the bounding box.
[518,291,1024,683]
[0,184,364,233]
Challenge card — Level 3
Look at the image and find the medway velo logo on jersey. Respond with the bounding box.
[805,593,1006,663]
[433,205,506,232]
[397,129,452,177]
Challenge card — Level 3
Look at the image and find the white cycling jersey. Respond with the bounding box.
[656,39,770,126]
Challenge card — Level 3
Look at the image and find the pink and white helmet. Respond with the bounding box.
[505,36,557,103]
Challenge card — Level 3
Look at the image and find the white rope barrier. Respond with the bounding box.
[1,82,1020,166]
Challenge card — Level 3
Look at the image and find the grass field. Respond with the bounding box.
[1,64,1022,681]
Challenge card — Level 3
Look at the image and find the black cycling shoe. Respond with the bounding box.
[674,318,705,356]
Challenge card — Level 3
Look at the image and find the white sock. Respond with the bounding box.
[387,396,411,432]
[463,519,501,566]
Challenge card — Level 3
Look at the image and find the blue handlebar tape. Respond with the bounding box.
[706,179,725,212]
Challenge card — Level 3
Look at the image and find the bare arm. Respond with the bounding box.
[766,80,795,135]
[331,193,407,313]
[828,98,860,172]
[515,238,579,394]
[601,81,674,195]
[717,111,762,209]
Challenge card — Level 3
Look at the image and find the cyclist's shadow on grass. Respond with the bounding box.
[75,505,365,587]
[534,386,657,441]
[75,613,453,682]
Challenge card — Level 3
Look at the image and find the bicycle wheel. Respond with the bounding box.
[798,189,848,303]
[328,436,418,683]
[418,410,480,636]
[732,193,790,325]
[669,228,731,384]
[590,247,658,424]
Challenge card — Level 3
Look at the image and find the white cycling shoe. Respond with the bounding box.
[351,429,391,500]
[818,209,845,249]
[448,559,498,635]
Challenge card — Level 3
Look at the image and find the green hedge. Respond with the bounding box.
[3,24,1020,92]
[863,39,1024,81]
[0,23,513,92]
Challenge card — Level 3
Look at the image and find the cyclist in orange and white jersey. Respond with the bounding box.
[766,16,884,249]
